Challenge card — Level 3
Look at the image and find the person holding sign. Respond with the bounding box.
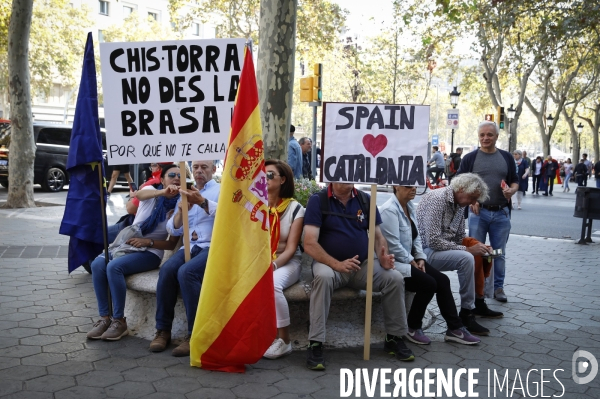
[149,160,220,357]
[303,183,411,370]
[379,185,481,346]
[263,160,305,359]
[416,174,503,337]
[87,165,181,341]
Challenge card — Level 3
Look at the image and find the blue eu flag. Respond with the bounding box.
[59,32,107,273]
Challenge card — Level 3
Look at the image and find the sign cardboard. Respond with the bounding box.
[100,38,245,165]
[322,102,430,186]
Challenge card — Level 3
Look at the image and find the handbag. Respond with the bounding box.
[108,224,147,259]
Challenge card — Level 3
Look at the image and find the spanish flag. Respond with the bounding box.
[190,45,276,372]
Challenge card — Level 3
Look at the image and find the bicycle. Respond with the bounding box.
[416,171,448,195]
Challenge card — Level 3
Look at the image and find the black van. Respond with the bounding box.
[0,122,143,192]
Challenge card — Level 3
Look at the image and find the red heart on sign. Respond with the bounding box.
[362,134,388,158]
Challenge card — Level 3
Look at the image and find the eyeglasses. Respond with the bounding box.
[150,163,159,168]
[266,171,280,180]
[167,172,181,178]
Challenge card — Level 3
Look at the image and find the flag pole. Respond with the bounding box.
[363,185,377,360]
[179,161,191,262]
[96,162,112,316]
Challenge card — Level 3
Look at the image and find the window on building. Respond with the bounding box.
[148,11,158,21]
[98,30,105,43]
[123,6,134,17]
[191,22,200,36]
[99,0,109,15]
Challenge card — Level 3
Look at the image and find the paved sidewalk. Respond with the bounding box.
[0,194,599,398]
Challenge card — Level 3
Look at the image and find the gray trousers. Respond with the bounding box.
[423,248,475,310]
[308,259,407,343]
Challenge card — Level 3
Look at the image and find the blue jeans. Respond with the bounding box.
[155,246,210,334]
[91,251,161,319]
[564,173,572,190]
[468,207,511,290]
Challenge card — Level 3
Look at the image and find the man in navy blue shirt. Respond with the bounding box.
[303,183,411,370]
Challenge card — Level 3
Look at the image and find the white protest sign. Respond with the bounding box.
[447,109,459,129]
[322,102,429,185]
[100,38,245,165]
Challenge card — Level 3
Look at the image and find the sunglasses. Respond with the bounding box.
[150,163,159,167]
[266,171,280,180]
[167,172,181,178]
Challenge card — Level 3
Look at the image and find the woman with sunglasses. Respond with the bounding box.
[263,159,305,359]
[379,185,480,346]
[87,164,181,341]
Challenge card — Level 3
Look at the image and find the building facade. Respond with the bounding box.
[32,0,216,123]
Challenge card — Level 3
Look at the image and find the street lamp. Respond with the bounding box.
[577,122,584,156]
[507,104,516,150]
[449,86,461,152]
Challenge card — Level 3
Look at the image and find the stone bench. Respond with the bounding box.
[124,253,422,349]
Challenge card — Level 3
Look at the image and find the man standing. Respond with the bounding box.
[417,173,502,337]
[299,137,313,179]
[288,125,302,179]
[107,164,133,197]
[522,151,531,193]
[149,160,220,357]
[522,151,532,174]
[575,159,589,186]
[427,146,445,182]
[542,156,558,196]
[447,147,463,182]
[456,121,518,303]
[304,183,411,370]
[583,153,592,186]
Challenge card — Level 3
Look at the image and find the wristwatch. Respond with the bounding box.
[200,199,208,209]
[149,239,154,248]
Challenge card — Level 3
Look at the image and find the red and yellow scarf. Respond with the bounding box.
[268,198,293,260]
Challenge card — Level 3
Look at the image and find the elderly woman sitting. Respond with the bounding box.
[379,184,480,346]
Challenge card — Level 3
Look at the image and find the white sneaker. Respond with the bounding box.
[263,338,292,359]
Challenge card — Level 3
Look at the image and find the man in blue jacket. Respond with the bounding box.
[287,125,303,179]
[456,121,518,303]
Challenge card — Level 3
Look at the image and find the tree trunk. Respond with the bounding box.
[257,0,298,161]
[4,0,35,208]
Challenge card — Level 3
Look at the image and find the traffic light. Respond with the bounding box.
[312,63,323,102]
[485,114,494,122]
[300,77,313,102]
[497,106,505,129]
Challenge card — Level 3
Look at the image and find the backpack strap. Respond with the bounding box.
[317,187,370,223]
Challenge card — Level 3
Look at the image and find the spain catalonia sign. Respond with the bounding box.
[322,102,430,185]
[100,38,245,165]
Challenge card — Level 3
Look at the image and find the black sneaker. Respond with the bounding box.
[306,342,325,370]
[460,309,490,336]
[383,335,415,361]
[473,298,504,319]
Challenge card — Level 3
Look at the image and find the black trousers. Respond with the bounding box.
[532,175,542,193]
[427,167,443,182]
[404,263,463,330]
[546,175,555,194]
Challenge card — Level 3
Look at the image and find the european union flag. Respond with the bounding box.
[59,32,107,273]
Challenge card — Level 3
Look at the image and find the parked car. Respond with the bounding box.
[0,122,143,192]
